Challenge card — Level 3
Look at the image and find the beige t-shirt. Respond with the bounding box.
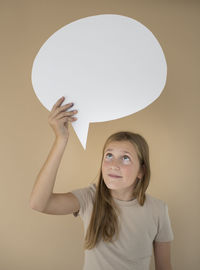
[71,183,174,270]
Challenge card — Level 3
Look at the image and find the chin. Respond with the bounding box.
[103,179,121,190]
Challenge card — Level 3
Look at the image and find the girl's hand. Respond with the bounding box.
[48,97,78,140]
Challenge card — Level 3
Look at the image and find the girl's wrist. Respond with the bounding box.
[55,136,69,145]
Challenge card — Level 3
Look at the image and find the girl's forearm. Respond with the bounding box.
[29,137,68,211]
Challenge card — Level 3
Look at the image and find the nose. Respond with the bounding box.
[110,158,120,169]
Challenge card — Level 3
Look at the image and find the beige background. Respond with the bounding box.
[1,0,199,269]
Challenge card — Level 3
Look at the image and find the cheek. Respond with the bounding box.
[121,165,131,174]
[121,164,137,177]
[102,160,108,171]
[101,160,114,177]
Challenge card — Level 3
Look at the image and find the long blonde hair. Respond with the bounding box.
[84,131,151,250]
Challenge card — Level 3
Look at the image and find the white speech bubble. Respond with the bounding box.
[31,14,167,149]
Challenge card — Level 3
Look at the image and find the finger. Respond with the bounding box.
[52,103,74,118]
[56,110,77,120]
[68,117,77,122]
[51,97,65,112]
[59,102,74,113]
[61,116,77,122]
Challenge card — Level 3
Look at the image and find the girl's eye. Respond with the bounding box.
[123,155,130,160]
[104,153,131,162]
[122,155,131,162]
[105,153,112,159]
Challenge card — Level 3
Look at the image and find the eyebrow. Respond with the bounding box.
[105,148,134,157]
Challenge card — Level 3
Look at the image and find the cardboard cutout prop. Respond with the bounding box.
[31,14,167,149]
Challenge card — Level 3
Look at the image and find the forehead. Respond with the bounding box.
[104,140,137,155]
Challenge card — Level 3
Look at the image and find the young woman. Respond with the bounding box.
[30,97,174,270]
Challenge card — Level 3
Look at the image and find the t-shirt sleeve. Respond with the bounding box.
[154,202,174,242]
[70,183,95,219]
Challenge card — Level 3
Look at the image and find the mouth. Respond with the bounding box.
[108,174,122,178]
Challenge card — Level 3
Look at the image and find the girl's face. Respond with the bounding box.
[102,140,144,201]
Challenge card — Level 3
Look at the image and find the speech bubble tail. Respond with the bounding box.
[72,119,89,150]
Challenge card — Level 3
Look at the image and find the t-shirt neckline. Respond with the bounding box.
[92,183,138,206]
[113,197,138,206]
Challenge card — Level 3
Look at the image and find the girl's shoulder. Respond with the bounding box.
[87,182,97,201]
[145,193,167,209]
[89,182,97,192]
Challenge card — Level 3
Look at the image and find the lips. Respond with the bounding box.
[108,174,122,178]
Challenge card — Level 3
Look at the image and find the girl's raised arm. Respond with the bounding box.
[29,97,79,214]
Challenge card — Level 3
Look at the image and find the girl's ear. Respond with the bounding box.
[138,165,145,179]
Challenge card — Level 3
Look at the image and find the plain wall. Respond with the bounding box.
[1,0,199,269]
